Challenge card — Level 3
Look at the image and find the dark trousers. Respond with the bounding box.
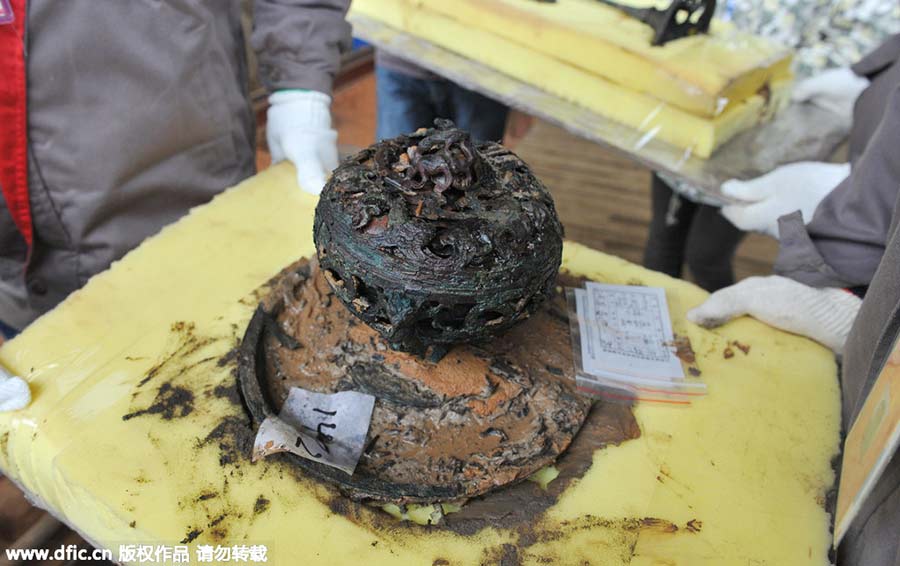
[375,66,509,142]
[0,319,19,340]
[642,175,745,292]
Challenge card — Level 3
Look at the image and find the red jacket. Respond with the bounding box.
[0,0,31,247]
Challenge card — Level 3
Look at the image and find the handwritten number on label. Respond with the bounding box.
[296,435,323,458]
[317,422,336,454]
[295,406,340,459]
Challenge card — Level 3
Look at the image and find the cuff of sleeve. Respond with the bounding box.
[259,62,334,97]
[773,211,854,288]
[808,287,863,352]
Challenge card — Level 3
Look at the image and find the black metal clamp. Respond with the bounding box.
[534,0,717,46]
[598,0,715,45]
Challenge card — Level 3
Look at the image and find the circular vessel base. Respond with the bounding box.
[238,259,591,504]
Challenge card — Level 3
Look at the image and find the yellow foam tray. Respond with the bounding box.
[0,164,839,565]
[351,0,793,158]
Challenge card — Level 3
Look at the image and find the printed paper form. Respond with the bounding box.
[576,283,684,381]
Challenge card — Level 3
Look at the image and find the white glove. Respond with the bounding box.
[792,67,870,115]
[0,371,30,412]
[687,275,861,353]
[720,161,849,237]
[266,90,338,195]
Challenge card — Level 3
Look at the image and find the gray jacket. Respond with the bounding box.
[776,34,900,566]
[0,0,351,329]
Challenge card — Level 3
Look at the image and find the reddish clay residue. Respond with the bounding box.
[259,260,591,503]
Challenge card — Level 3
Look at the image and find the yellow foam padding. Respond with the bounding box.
[351,0,792,158]
[0,163,840,565]
[411,0,793,118]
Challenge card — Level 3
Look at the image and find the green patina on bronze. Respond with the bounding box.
[313,120,564,357]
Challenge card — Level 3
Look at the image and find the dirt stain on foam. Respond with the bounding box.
[123,320,239,424]
[117,319,262,548]
[137,322,218,388]
[509,515,703,565]
[211,381,242,406]
[176,480,249,546]
[685,519,703,533]
[209,514,227,528]
[175,339,290,546]
[731,340,751,355]
[201,415,255,467]
[253,495,271,515]
[480,543,519,566]
[181,527,202,544]
[122,383,195,421]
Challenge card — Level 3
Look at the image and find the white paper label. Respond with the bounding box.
[576,283,684,381]
[252,388,375,475]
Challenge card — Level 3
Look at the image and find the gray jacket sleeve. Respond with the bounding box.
[252,0,352,95]
[852,33,900,79]
[835,130,900,566]
[774,41,900,289]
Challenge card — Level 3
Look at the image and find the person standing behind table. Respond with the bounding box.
[0,0,352,339]
[375,51,510,141]
[642,0,900,292]
[688,33,900,566]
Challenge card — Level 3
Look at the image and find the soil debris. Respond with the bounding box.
[254,496,271,515]
[481,543,520,566]
[201,416,255,467]
[640,517,678,533]
[731,340,751,355]
[123,383,195,421]
[686,519,703,533]
[669,335,696,364]
[180,527,202,544]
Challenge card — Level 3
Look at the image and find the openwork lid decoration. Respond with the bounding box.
[313,120,564,356]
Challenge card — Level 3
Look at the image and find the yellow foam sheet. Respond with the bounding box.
[0,164,840,565]
[350,0,792,158]
[413,0,792,118]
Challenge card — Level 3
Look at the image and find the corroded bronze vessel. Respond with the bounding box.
[238,122,598,509]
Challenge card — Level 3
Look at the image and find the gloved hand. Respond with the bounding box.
[720,161,850,237]
[792,67,870,115]
[266,90,339,195]
[0,370,30,412]
[687,275,861,353]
